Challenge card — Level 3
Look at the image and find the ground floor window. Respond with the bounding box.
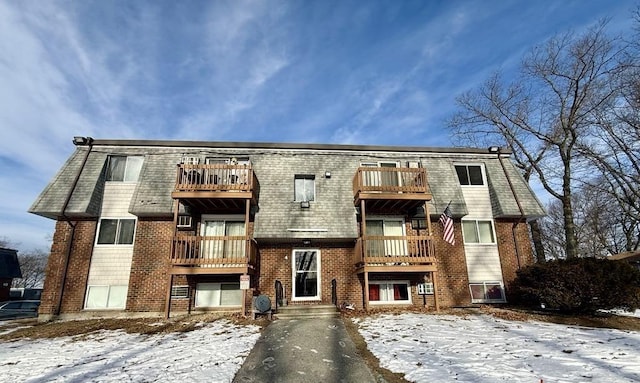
[195,283,242,307]
[369,281,411,304]
[469,282,506,303]
[85,285,128,309]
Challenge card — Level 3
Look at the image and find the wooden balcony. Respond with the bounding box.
[354,236,436,273]
[172,164,259,211]
[170,235,258,275]
[353,167,431,212]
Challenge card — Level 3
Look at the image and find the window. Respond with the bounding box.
[294,175,315,202]
[469,282,505,303]
[369,281,411,304]
[85,285,128,309]
[195,283,242,307]
[97,219,136,245]
[455,165,484,186]
[106,156,143,182]
[462,220,496,244]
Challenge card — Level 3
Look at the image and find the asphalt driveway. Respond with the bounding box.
[233,317,379,383]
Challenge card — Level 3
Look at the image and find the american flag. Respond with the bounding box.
[439,204,455,245]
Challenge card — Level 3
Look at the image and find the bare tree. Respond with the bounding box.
[1,237,49,288]
[542,183,640,258]
[449,20,626,259]
[11,249,49,289]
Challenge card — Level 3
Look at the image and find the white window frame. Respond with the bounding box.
[106,155,144,182]
[95,218,137,246]
[291,249,321,302]
[454,163,486,186]
[294,175,316,202]
[369,280,412,305]
[469,281,506,303]
[84,285,128,310]
[461,219,497,244]
[194,282,242,308]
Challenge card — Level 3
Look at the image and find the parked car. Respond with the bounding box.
[0,300,40,320]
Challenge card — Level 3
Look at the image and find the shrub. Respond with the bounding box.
[509,258,640,314]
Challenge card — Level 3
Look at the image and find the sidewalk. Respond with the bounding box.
[233,317,380,383]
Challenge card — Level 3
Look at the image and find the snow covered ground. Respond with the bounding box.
[2,313,640,382]
[357,313,640,382]
[0,320,261,383]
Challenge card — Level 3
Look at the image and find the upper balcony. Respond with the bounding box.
[354,236,436,273]
[353,167,431,213]
[170,235,258,275]
[172,164,259,210]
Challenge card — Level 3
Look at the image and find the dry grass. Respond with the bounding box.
[0,312,268,342]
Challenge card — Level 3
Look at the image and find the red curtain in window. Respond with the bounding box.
[369,284,380,301]
[393,284,401,300]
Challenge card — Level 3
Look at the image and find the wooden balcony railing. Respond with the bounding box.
[171,235,257,268]
[354,236,436,266]
[175,164,258,193]
[353,167,429,195]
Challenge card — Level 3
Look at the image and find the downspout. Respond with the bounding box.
[496,149,526,270]
[55,137,93,316]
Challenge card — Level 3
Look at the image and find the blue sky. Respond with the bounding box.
[0,0,636,252]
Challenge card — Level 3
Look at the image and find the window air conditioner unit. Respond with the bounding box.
[177,215,193,229]
[182,156,200,165]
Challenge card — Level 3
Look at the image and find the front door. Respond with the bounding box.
[292,249,321,301]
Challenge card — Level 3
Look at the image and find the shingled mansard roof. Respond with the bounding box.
[29,139,546,240]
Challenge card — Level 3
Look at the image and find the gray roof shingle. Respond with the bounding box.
[30,141,546,238]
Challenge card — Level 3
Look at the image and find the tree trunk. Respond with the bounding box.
[562,194,579,259]
[529,220,546,263]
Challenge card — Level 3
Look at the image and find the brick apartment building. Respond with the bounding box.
[30,138,545,320]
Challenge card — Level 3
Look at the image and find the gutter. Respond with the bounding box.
[55,137,93,316]
[496,151,526,270]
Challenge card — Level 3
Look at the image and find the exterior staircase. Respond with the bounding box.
[273,304,340,319]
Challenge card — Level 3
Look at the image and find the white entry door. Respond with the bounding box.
[292,249,321,301]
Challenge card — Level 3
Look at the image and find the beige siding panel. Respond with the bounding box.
[101,183,137,217]
[464,245,503,282]
[86,246,134,285]
[461,187,493,218]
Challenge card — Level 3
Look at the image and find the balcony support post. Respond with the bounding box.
[164,274,173,319]
[363,270,370,312]
[432,271,440,312]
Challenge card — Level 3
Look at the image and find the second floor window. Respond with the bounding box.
[462,219,496,244]
[106,156,143,182]
[294,175,315,202]
[97,218,136,245]
[455,165,484,186]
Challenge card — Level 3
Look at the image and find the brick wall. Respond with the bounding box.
[39,220,97,315]
[257,244,364,309]
[495,219,535,294]
[39,216,536,316]
[425,218,472,307]
[126,218,173,312]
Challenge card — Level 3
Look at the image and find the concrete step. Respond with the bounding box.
[274,304,340,319]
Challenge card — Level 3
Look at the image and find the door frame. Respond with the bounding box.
[291,248,321,301]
